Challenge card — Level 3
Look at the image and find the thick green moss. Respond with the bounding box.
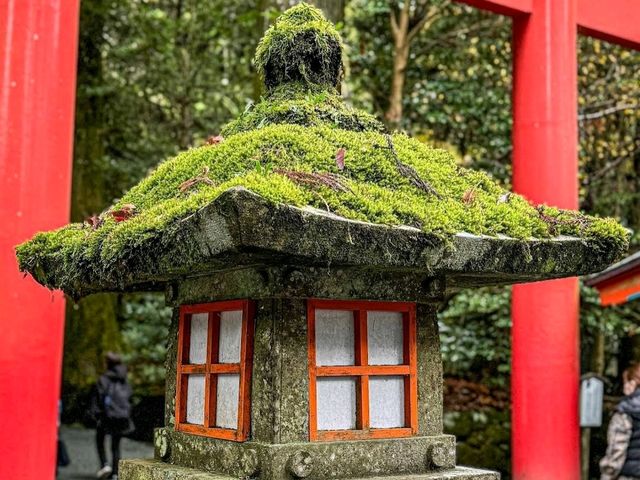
[15,3,629,292]
[255,3,343,90]
[16,123,629,290]
[222,84,384,136]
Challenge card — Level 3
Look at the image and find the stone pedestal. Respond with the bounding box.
[121,459,499,479]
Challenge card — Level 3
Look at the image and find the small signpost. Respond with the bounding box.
[580,375,604,428]
[580,374,605,480]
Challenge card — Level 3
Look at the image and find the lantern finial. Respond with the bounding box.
[255,3,343,91]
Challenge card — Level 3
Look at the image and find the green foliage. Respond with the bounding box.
[346,0,514,182]
[73,0,271,215]
[255,3,343,91]
[440,284,640,385]
[439,287,512,385]
[120,294,172,396]
[578,39,640,236]
[445,410,511,477]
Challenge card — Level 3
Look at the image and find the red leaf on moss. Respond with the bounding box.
[335,147,345,171]
[109,204,136,222]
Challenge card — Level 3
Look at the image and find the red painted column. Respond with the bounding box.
[512,1,579,479]
[0,1,79,478]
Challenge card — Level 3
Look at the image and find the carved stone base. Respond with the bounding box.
[120,459,499,480]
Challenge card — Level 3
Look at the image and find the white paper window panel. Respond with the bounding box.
[215,374,240,429]
[218,310,243,363]
[189,313,209,364]
[315,309,355,366]
[316,377,357,430]
[367,311,404,365]
[369,376,405,428]
[185,374,205,425]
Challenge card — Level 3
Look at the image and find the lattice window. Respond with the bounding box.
[175,300,254,441]
[307,299,418,441]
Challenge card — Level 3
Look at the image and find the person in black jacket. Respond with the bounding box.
[601,363,640,480]
[90,352,133,479]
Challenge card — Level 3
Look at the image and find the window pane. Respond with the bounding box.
[186,374,205,425]
[215,374,240,429]
[367,311,404,365]
[369,376,405,428]
[315,309,355,366]
[218,310,242,363]
[188,313,209,364]
[316,377,357,430]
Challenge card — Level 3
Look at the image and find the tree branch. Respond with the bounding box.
[579,103,639,121]
[390,9,399,39]
[408,0,449,42]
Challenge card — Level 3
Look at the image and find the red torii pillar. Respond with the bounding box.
[453,0,640,478]
[0,1,79,478]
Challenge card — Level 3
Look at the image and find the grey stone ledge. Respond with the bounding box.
[119,459,499,480]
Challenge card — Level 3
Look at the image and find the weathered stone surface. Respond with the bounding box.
[48,188,621,298]
[173,266,445,306]
[352,466,500,479]
[164,308,180,428]
[120,459,498,480]
[155,428,457,479]
[249,299,310,443]
[417,304,443,436]
[120,459,233,480]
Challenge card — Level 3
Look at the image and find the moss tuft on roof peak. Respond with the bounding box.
[255,3,343,91]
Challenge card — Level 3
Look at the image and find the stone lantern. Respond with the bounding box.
[17,4,628,480]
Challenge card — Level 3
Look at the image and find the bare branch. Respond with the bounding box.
[579,103,639,121]
[584,156,633,185]
[407,0,449,42]
[390,9,399,39]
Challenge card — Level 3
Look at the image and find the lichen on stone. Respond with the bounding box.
[15,3,630,294]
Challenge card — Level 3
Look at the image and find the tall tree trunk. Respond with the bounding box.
[385,1,443,129]
[387,35,410,127]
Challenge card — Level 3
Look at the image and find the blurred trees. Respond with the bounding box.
[68,0,639,409]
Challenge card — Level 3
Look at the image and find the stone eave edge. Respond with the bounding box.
[29,187,624,299]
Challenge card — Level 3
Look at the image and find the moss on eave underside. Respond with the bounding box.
[16,122,629,293]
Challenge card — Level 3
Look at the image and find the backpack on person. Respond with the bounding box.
[102,377,132,420]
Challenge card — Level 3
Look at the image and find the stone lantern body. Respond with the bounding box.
[16,4,628,480]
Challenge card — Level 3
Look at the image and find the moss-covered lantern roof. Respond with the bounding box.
[16,3,629,298]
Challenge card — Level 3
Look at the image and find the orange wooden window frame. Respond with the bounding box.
[175,300,254,441]
[307,299,418,441]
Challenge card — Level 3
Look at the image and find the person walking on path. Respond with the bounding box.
[90,352,133,480]
[601,364,640,480]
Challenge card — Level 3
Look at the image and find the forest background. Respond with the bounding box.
[64,1,640,477]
